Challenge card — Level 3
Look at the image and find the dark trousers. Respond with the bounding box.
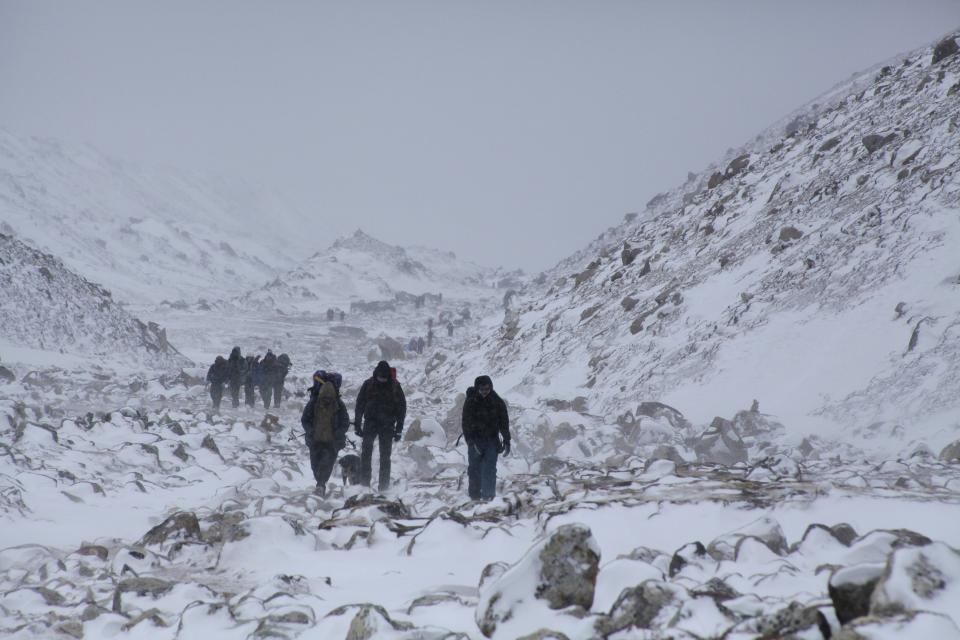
[305,434,338,487]
[261,383,282,409]
[244,383,256,407]
[229,382,241,408]
[360,426,394,491]
[210,384,224,411]
[467,438,499,500]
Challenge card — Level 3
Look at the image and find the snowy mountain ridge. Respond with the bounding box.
[422,31,960,456]
[0,233,191,369]
[0,128,307,305]
[235,229,520,313]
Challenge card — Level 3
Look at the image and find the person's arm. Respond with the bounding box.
[301,397,314,434]
[499,397,511,454]
[354,380,368,433]
[394,383,407,434]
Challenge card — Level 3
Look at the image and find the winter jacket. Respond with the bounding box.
[301,392,350,449]
[226,348,247,385]
[462,377,510,444]
[355,362,406,431]
[206,358,229,385]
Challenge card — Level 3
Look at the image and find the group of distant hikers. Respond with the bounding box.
[300,360,510,500]
[205,347,291,411]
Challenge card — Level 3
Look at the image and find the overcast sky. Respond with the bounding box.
[1,1,957,271]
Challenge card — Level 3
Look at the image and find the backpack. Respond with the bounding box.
[312,381,339,444]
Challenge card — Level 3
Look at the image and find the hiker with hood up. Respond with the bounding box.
[300,370,350,496]
[461,375,510,501]
[226,346,247,408]
[206,355,229,412]
[259,351,279,409]
[354,360,406,491]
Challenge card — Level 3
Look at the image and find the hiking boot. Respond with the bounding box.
[313,483,326,497]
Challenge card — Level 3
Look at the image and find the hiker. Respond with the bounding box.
[447,322,454,337]
[205,355,229,412]
[226,346,247,408]
[326,308,335,321]
[300,370,349,496]
[243,354,259,407]
[354,360,406,491]
[339,310,345,322]
[461,375,511,501]
[259,351,278,409]
[270,353,291,407]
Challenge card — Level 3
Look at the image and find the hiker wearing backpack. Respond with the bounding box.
[354,360,407,491]
[206,355,230,412]
[300,370,350,497]
[226,346,247,408]
[461,375,511,501]
[269,353,292,408]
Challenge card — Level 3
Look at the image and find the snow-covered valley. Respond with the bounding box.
[1,28,960,640]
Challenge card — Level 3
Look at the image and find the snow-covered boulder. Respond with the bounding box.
[940,440,960,463]
[403,418,446,447]
[834,611,960,639]
[870,542,960,620]
[829,563,886,624]
[476,523,601,638]
[706,517,788,561]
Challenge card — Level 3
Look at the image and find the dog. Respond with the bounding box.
[338,454,362,486]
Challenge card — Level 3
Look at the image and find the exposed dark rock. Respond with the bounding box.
[939,440,960,463]
[693,417,747,465]
[750,601,831,639]
[621,245,642,266]
[932,36,959,64]
[342,493,411,519]
[779,226,803,242]
[112,577,174,613]
[830,563,885,624]
[596,581,679,635]
[0,366,15,383]
[535,524,600,610]
[141,511,202,547]
[669,541,707,578]
[819,136,842,152]
[862,133,896,153]
[201,434,221,456]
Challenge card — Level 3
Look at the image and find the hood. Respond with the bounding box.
[374,360,392,379]
[229,346,242,360]
[474,375,493,389]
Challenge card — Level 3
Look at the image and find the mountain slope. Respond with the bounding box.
[0,129,306,305]
[422,32,960,450]
[236,229,519,312]
[0,233,191,368]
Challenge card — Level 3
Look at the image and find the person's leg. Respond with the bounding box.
[230,383,240,408]
[273,383,282,407]
[211,385,223,411]
[244,384,255,407]
[359,430,377,487]
[315,445,338,487]
[466,441,481,500]
[261,385,271,409]
[377,429,394,492]
[480,439,499,500]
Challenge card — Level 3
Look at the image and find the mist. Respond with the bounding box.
[1,0,957,270]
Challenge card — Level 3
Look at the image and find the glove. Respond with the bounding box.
[393,429,402,442]
[496,439,505,454]
[502,440,511,457]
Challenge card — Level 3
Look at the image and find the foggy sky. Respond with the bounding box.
[1,1,957,271]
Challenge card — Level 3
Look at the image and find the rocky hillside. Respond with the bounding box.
[0,233,191,368]
[0,128,305,305]
[236,229,521,313]
[422,32,960,450]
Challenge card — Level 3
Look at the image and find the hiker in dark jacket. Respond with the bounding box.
[226,346,247,408]
[461,375,510,500]
[300,370,350,496]
[259,351,278,409]
[354,360,406,491]
[269,353,291,408]
[243,355,259,407]
[206,356,229,412]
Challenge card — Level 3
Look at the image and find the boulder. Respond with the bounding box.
[744,602,831,639]
[778,226,803,242]
[870,542,960,620]
[669,541,708,578]
[141,511,202,547]
[862,133,896,153]
[706,517,788,561]
[403,418,446,447]
[939,440,960,463]
[829,563,886,624]
[476,523,600,637]
[693,417,748,465]
[377,336,406,361]
[932,36,959,64]
[636,402,690,430]
[0,365,15,383]
[111,577,174,613]
[595,581,685,636]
